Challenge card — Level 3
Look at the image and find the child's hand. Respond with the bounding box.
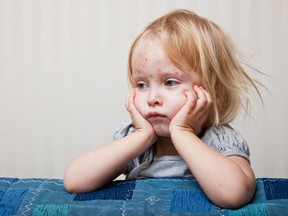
[169,85,212,135]
[126,89,157,140]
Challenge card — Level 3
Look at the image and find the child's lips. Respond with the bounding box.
[147,112,166,120]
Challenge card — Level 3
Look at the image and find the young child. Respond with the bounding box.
[64,9,260,209]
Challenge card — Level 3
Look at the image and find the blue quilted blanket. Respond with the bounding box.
[1,177,288,215]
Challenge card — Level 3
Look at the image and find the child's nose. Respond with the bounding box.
[147,89,163,106]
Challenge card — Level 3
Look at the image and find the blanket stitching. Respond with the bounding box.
[120,181,135,216]
[21,179,47,216]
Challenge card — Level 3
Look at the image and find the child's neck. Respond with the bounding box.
[155,137,179,157]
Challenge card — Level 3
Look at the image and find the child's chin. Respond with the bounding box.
[153,126,170,137]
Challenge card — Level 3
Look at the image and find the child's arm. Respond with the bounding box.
[64,90,156,193]
[170,86,256,209]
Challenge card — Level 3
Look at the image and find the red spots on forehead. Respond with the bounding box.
[133,70,142,75]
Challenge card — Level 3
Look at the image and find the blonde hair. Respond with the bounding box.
[127,9,261,127]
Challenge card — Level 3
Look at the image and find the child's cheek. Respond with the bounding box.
[170,91,188,117]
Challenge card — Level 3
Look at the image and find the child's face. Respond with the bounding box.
[131,37,202,137]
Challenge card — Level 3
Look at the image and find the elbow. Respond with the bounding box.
[63,169,92,194]
[63,175,91,194]
[63,172,81,194]
[63,181,76,194]
[63,169,108,194]
[63,157,100,194]
[216,179,256,209]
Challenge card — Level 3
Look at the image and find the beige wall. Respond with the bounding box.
[0,0,287,178]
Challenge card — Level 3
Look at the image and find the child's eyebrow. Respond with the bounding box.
[158,69,184,78]
[131,73,146,80]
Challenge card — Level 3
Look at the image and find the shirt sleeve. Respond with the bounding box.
[201,125,250,162]
[112,121,154,177]
[112,121,138,174]
[113,120,135,140]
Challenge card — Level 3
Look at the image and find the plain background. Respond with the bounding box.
[0,0,287,179]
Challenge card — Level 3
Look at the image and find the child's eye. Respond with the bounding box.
[136,81,148,89]
[165,79,179,87]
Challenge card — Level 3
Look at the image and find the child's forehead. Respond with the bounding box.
[131,33,201,81]
[131,37,164,67]
[134,35,161,53]
[133,34,192,70]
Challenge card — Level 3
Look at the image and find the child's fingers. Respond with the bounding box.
[199,86,212,114]
[125,89,136,112]
[186,88,198,104]
[183,90,197,112]
[203,88,212,108]
[125,89,155,133]
[126,89,145,120]
[193,85,211,112]
[126,90,141,125]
